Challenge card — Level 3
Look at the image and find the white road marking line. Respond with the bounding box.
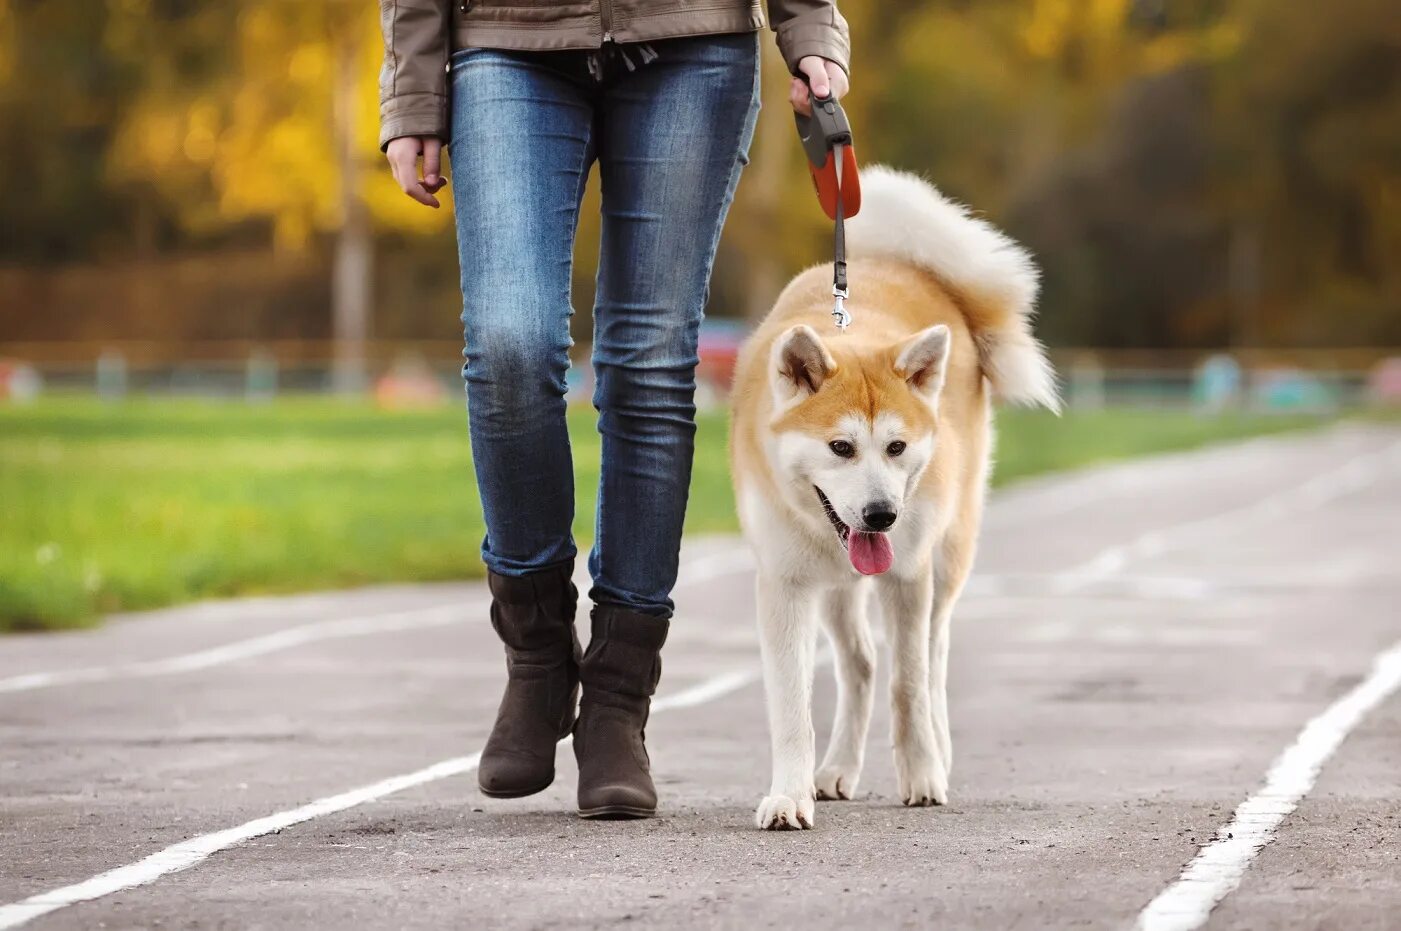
[982,427,1318,529]
[0,663,763,930]
[1019,621,1264,647]
[1134,637,1401,931]
[970,573,1220,601]
[1056,438,1401,593]
[0,605,471,695]
[1,426,1390,923]
[654,668,759,711]
[0,546,761,698]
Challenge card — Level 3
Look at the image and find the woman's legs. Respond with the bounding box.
[450,49,595,577]
[450,35,761,814]
[587,32,762,617]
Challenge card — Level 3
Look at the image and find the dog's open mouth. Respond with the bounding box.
[814,486,894,576]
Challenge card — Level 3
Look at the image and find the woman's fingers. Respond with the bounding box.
[825,61,850,100]
[386,136,441,209]
[790,77,812,116]
[790,57,850,116]
[422,138,445,192]
[798,56,831,99]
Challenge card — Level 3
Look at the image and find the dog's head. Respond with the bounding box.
[766,323,950,576]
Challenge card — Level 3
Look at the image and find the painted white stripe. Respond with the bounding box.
[969,572,1219,601]
[1,542,760,698]
[982,427,1321,530]
[1056,439,1401,593]
[0,663,763,930]
[1135,638,1401,931]
[653,668,759,711]
[1,425,1389,926]
[0,605,472,695]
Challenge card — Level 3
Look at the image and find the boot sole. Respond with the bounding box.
[478,776,554,799]
[577,804,656,820]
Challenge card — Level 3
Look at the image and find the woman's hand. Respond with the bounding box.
[386,136,448,209]
[789,56,850,116]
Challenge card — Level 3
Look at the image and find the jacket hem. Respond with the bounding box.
[451,8,765,51]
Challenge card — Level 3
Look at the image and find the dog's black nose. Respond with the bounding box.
[862,504,897,531]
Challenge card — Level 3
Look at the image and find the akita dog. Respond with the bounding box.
[730,166,1059,830]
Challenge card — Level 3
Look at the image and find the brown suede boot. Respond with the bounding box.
[477,564,580,799]
[574,605,669,819]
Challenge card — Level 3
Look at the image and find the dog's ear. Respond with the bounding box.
[894,324,951,402]
[770,324,836,410]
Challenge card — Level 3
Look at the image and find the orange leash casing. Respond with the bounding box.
[809,144,861,220]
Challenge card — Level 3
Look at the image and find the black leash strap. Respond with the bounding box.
[831,143,850,329]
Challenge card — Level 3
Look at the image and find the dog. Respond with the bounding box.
[729,165,1059,829]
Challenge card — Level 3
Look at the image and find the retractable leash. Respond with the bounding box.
[794,89,862,329]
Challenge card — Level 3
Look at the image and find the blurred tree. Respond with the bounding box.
[3,0,1397,355]
[1210,0,1401,347]
[103,0,449,388]
[0,1,145,262]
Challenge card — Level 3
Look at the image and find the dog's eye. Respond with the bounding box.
[887,440,907,457]
[828,440,855,459]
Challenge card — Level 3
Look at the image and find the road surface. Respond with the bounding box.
[2,423,1399,930]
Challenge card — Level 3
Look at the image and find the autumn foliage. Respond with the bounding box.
[0,0,1397,350]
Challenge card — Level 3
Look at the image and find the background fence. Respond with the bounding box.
[4,339,1399,412]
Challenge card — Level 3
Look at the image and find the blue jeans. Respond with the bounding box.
[449,33,760,618]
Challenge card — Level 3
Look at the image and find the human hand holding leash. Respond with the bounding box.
[386,136,447,209]
[789,55,849,116]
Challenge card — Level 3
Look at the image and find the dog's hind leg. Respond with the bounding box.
[754,572,820,830]
[880,569,946,806]
[815,585,875,801]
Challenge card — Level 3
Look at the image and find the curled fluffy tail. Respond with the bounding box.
[844,165,1060,412]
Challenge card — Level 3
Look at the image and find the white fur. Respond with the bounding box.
[743,342,951,830]
[845,165,1061,412]
[742,471,952,829]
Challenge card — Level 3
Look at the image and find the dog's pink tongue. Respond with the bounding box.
[848,532,894,575]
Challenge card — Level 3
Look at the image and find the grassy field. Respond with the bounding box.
[0,398,1331,632]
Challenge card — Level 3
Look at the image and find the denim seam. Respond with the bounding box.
[695,37,762,318]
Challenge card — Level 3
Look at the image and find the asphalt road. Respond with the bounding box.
[2,423,1399,930]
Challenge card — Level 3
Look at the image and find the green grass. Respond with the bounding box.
[0,398,1329,632]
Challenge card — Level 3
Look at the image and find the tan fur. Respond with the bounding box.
[731,257,989,550]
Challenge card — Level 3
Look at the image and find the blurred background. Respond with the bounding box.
[1,0,1398,630]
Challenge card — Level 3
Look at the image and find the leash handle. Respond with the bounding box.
[794,92,852,170]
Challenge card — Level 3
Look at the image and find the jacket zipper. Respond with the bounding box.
[599,0,613,43]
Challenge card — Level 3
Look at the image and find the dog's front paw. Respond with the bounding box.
[755,793,815,830]
[895,753,949,807]
[814,764,861,801]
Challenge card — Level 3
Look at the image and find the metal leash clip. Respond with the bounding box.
[795,89,861,330]
[832,285,851,329]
